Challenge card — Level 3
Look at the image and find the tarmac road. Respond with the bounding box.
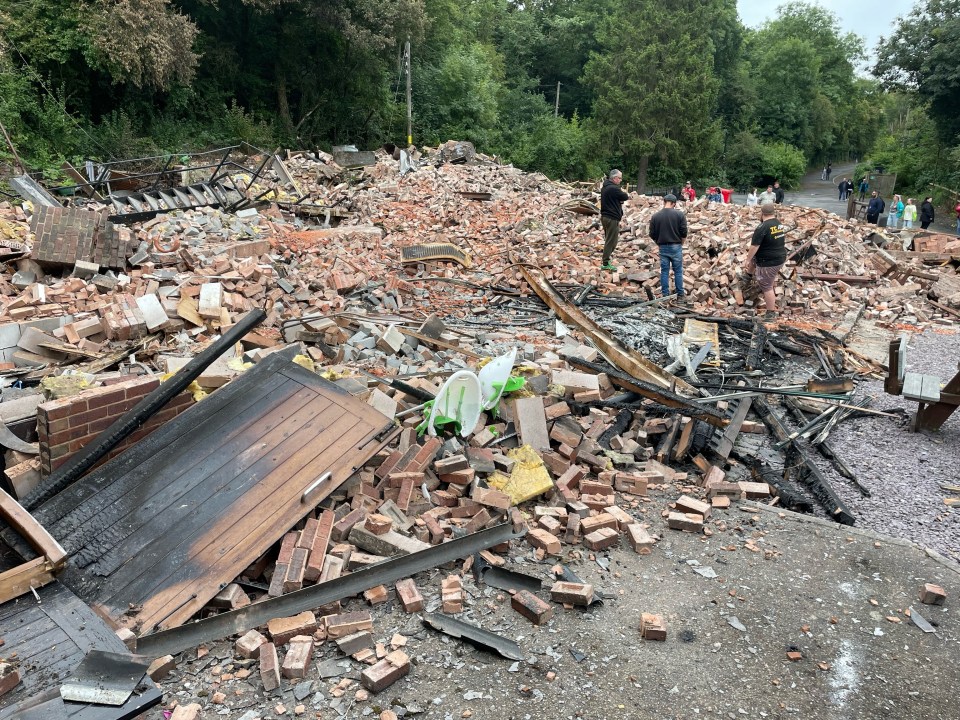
[159,501,960,720]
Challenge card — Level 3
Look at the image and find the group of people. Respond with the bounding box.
[865,192,936,231]
[746,183,784,206]
[600,169,786,321]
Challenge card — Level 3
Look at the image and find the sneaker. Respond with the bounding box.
[601,263,617,271]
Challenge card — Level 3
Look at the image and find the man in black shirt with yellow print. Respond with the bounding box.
[744,203,787,321]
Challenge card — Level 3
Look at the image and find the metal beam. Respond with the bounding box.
[135,523,523,658]
[518,265,697,395]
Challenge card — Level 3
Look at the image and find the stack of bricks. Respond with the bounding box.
[36,375,195,476]
[100,294,149,340]
[30,206,136,270]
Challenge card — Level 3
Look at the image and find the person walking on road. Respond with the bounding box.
[743,202,787,321]
[826,163,832,181]
[866,191,884,225]
[920,197,935,229]
[649,194,688,302]
[887,194,904,229]
[773,181,784,204]
[599,169,629,271]
[903,198,917,230]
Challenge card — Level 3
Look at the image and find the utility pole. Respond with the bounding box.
[555,81,561,117]
[405,37,412,147]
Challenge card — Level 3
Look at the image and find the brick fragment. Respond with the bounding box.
[360,650,410,693]
[441,574,465,613]
[667,511,704,532]
[236,629,268,659]
[267,611,318,645]
[920,583,947,605]
[675,494,711,519]
[583,526,619,551]
[472,485,512,511]
[0,663,21,697]
[170,704,202,720]
[147,654,176,681]
[711,495,731,509]
[550,581,593,606]
[364,584,390,605]
[364,513,393,535]
[579,512,618,535]
[395,578,425,613]
[259,642,281,691]
[737,481,771,499]
[281,636,315,679]
[640,613,667,641]
[526,527,562,556]
[511,590,554,625]
[625,523,656,554]
[325,611,374,639]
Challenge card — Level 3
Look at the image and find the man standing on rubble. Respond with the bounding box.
[649,194,688,302]
[743,202,786,321]
[600,169,630,271]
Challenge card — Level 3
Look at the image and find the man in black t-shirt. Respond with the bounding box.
[744,203,787,321]
[600,169,630,271]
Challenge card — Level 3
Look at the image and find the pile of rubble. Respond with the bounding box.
[0,146,957,716]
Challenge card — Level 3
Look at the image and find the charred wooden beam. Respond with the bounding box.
[745,322,767,371]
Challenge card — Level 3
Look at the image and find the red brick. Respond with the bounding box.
[640,613,667,641]
[267,611,318,645]
[583,527,619,551]
[259,642,281,690]
[277,532,299,565]
[550,581,593,606]
[304,510,334,582]
[395,578,424,613]
[625,523,655,554]
[920,583,946,605]
[511,590,553,625]
[579,513,618,535]
[360,650,410,692]
[236,629,268,658]
[325,611,373,639]
[281,636,314,679]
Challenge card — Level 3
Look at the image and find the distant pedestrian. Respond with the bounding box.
[866,191,885,225]
[599,169,629,271]
[838,178,848,201]
[858,176,869,201]
[887,194,904,229]
[821,166,827,181]
[746,188,759,206]
[773,181,784,204]
[826,163,832,181]
[920,197,935,229]
[649,194,688,302]
[744,202,787,321]
[681,181,696,203]
[903,198,917,229]
[759,185,776,205]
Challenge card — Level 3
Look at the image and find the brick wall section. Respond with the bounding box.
[30,206,137,270]
[37,376,195,477]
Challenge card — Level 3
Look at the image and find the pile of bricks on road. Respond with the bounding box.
[141,326,779,712]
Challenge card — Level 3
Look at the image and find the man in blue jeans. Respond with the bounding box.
[649,194,688,301]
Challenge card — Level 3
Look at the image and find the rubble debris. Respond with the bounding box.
[422,612,523,660]
[919,583,946,605]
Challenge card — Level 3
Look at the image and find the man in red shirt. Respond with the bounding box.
[681,181,696,202]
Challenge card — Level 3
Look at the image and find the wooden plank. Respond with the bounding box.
[65,382,313,568]
[36,357,293,530]
[0,488,66,566]
[919,375,941,404]
[124,415,382,632]
[45,368,292,556]
[0,557,56,605]
[76,397,342,593]
[519,265,697,395]
[902,372,925,401]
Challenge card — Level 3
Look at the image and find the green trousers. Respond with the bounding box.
[601,216,619,265]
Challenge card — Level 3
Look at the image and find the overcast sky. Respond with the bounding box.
[736,0,916,61]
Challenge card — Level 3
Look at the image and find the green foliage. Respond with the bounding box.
[724,131,804,189]
[760,141,806,189]
[584,0,722,188]
[875,0,960,144]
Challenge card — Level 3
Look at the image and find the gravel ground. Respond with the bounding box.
[797,328,960,562]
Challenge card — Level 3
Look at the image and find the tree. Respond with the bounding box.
[583,0,721,190]
[874,0,960,143]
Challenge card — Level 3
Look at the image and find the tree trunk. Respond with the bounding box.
[276,64,295,140]
[637,155,649,193]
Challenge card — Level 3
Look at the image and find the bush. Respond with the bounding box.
[760,141,805,189]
